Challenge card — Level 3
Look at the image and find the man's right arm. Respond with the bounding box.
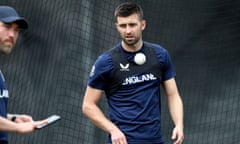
[82,86,127,144]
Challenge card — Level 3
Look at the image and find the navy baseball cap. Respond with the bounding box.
[0,6,28,29]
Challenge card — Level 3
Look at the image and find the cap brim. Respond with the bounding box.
[1,16,28,29]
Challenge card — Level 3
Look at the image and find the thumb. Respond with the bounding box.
[171,129,176,140]
[34,120,48,126]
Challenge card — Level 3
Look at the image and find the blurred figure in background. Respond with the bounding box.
[0,6,46,144]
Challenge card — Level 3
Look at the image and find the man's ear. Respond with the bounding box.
[141,20,146,30]
[115,22,120,31]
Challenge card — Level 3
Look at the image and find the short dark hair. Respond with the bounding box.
[114,2,144,21]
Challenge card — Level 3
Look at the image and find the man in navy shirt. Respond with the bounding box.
[0,6,46,144]
[82,2,184,144]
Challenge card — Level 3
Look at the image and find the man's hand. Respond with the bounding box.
[14,114,33,123]
[15,119,48,134]
[171,126,184,144]
[110,127,128,144]
[12,115,48,133]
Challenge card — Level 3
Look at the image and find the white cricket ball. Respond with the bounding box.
[134,53,146,65]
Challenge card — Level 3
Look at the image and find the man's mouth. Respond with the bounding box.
[4,40,14,46]
[125,36,134,41]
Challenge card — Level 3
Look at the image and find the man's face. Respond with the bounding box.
[0,21,19,55]
[115,13,146,46]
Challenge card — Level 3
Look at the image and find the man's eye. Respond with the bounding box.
[129,23,136,27]
[119,25,126,28]
[14,28,20,33]
[4,24,11,29]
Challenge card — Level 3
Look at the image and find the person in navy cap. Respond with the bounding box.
[0,6,28,55]
[0,6,47,144]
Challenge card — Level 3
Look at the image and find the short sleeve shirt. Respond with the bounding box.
[0,70,9,142]
[88,42,176,143]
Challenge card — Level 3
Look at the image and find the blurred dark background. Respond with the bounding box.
[0,0,239,143]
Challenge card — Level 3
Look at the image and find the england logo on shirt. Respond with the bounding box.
[122,73,157,85]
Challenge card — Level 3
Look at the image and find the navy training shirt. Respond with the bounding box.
[88,42,176,144]
[0,70,9,142]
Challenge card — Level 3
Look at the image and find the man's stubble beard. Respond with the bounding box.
[0,45,13,55]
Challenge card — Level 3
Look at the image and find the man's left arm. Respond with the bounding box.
[163,78,184,144]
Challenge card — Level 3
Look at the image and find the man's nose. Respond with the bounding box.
[126,26,132,34]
